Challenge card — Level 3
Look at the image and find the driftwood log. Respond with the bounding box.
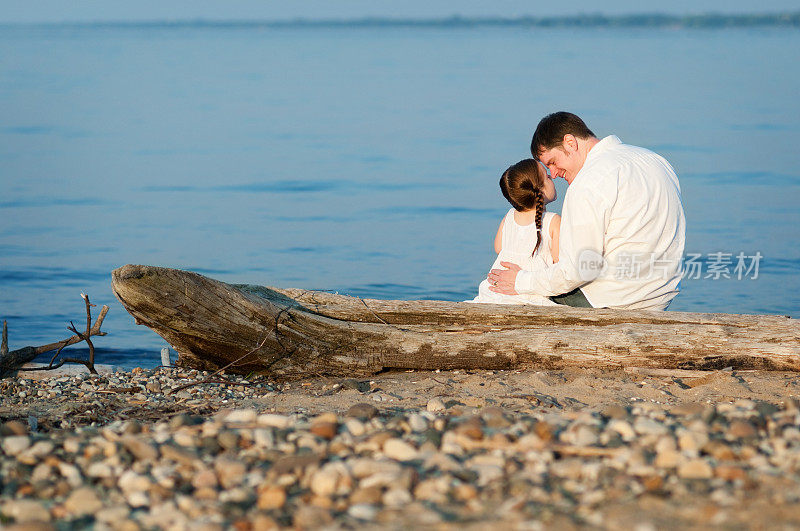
[111,264,800,378]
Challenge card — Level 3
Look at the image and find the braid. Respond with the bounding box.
[498,159,549,257]
[532,188,544,256]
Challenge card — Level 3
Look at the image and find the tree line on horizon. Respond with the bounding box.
[14,11,800,29]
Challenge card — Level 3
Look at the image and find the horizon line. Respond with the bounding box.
[1,11,799,29]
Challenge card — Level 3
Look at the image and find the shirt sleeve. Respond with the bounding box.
[515,182,611,297]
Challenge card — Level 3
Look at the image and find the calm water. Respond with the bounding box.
[1,24,799,369]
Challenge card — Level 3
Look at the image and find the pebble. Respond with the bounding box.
[1,500,51,523]
[214,457,247,489]
[678,459,714,479]
[87,461,113,478]
[426,397,446,413]
[119,470,152,492]
[383,487,413,507]
[727,420,758,440]
[224,409,257,424]
[408,413,429,432]
[293,505,333,528]
[310,421,338,440]
[346,403,378,420]
[481,406,512,428]
[608,419,636,440]
[127,490,150,508]
[383,438,419,461]
[257,486,286,510]
[311,467,340,496]
[634,416,669,436]
[63,487,103,516]
[1,367,799,529]
[455,417,484,440]
[217,430,239,450]
[257,414,292,429]
[348,503,379,520]
[191,468,218,489]
[1,435,32,456]
[655,449,682,469]
[121,435,158,461]
[161,443,197,466]
[95,505,131,523]
[345,418,366,437]
[1,420,29,436]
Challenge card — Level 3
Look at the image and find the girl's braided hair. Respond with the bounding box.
[499,158,546,255]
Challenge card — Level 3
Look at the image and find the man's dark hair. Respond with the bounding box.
[530,112,596,158]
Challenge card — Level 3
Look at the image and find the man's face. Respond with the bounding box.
[537,137,583,184]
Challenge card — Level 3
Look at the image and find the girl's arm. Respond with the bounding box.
[493,217,504,254]
[549,214,561,263]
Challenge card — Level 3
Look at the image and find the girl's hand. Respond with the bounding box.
[488,262,521,295]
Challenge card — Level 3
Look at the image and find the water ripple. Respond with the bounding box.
[142,180,446,194]
[682,171,799,186]
[0,197,116,208]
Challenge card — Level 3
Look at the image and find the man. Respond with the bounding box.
[488,112,685,310]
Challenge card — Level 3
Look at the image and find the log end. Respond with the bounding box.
[112,264,150,283]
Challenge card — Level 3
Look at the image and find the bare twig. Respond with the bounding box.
[4,295,109,377]
[184,378,265,388]
[33,304,109,356]
[82,293,96,369]
[48,340,70,367]
[168,335,270,395]
[48,293,98,375]
[95,387,140,394]
[67,320,97,374]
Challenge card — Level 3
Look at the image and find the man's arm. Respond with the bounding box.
[490,186,610,297]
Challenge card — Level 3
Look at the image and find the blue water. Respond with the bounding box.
[1,24,799,369]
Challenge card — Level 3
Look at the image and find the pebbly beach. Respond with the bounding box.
[3,7,800,530]
[3,365,800,529]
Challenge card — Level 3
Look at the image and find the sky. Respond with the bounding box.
[2,0,799,24]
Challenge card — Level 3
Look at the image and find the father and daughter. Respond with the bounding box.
[470,112,685,310]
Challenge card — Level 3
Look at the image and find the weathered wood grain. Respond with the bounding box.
[111,264,800,377]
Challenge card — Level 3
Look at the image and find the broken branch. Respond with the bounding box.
[1,296,109,377]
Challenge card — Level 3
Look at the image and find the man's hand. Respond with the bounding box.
[488,262,521,295]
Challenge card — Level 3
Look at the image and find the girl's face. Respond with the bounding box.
[539,162,557,204]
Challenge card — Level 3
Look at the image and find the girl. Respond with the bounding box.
[469,158,560,305]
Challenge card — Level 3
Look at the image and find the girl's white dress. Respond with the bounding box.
[469,209,557,306]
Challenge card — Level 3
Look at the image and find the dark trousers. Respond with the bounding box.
[549,287,593,308]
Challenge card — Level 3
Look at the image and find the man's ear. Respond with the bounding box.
[562,134,579,153]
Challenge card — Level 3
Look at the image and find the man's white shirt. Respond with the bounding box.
[515,135,686,310]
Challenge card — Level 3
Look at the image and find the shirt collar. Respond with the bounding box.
[584,135,621,165]
[570,135,620,185]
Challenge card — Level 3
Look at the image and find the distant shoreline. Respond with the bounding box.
[2,12,799,30]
